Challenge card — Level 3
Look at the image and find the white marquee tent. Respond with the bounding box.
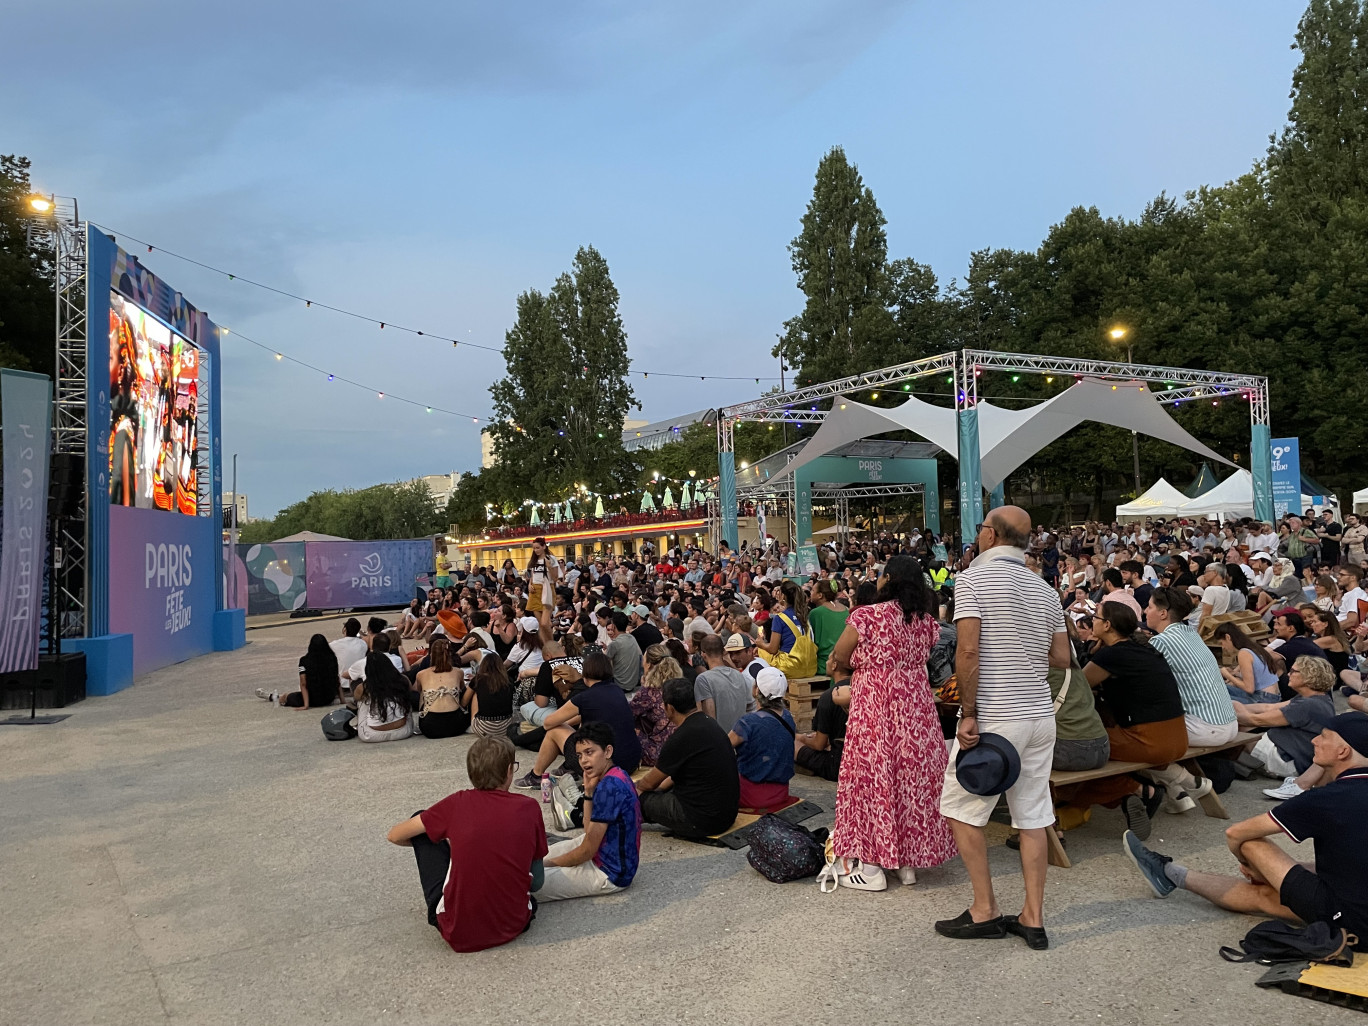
[1354,488,1368,514]
[1167,470,1340,522]
[771,377,1236,489]
[1114,478,1191,519]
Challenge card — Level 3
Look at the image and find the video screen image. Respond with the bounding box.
[108,290,200,515]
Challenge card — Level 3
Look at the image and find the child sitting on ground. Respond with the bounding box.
[386,736,548,952]
[536,722,641,900]
[729,666,796,813]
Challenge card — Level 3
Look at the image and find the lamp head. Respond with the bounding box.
[1108,326,1128,341]
[26,194,53,214]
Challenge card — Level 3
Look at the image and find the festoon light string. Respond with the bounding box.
[93,223,783,400]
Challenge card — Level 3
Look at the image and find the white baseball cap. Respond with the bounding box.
[518,616,540,633]
[756,666,788,700]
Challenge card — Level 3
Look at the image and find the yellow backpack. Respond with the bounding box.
[765,610,818,679]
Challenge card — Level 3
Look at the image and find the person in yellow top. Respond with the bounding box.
[434,545,453,589]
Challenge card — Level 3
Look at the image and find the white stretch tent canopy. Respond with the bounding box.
[1170,470,1341,522]
[1115,478,1191,519]
[1355,488,1368,514]
[772,377,1237,488]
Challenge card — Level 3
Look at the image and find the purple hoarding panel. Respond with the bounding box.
[304,540,431,609]
[109,505,218,677]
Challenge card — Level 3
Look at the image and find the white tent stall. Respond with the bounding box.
[1354,488,1368,514]
[1173,470,1341,522]
[1114,478,1192,520]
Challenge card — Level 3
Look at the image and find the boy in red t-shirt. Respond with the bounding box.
[387,736,548,952]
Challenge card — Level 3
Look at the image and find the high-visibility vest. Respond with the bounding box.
[930,567,949,591]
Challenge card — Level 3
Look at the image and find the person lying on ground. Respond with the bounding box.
[635,678,741,839]
[386,736,547,952]
[729,667,797,813]
[1123,715,1368,951]
[534,722,642,902]
[514,651,641,788]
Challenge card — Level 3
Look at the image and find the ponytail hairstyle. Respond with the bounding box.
[779,579,809,629]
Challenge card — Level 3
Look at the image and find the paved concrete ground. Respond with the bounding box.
[2,619,1362,1026]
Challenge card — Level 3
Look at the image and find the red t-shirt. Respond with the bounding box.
[421,789,548,953]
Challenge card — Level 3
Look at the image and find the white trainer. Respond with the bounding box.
[839,859,887,892]
[1163,791,1197,814]
[1263,777,1305,801]
[895,866,917,886]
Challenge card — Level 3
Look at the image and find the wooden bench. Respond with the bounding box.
[1043,732,1259,869]
[784,676,832,732]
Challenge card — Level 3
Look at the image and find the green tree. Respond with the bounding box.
[486,246,639,497]
[0,155,55,376]
[240,481,441,543]
[776,147,897,385]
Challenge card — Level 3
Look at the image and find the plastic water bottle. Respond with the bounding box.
[540,773,552,804]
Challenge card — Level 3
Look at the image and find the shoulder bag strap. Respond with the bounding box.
[763,707,797,736]
[1053,669,1073,714]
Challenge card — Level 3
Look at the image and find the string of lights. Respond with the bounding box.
[226,326,484,422]
[91,222,784,384]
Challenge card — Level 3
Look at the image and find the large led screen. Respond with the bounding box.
[108,289,200,515]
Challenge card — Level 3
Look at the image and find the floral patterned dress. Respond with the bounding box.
[831,601,957,870]
[629,686,674,767]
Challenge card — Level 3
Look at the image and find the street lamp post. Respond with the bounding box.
[1110,326,1142,493]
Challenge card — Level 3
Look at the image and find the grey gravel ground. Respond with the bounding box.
[2,618,1362,1025]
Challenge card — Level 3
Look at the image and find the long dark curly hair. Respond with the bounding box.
[362,651,413,717]
[879,554,936,622]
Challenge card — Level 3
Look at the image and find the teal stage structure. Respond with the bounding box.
[715,350,1272,552]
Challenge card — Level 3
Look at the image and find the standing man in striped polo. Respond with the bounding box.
[936,506,1071,950]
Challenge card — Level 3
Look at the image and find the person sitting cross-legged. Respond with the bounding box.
[1123,714,1368,951]
[729,666,797,813]
[534,722,642,901]
[635,677,741,839]
[385,736,548,952]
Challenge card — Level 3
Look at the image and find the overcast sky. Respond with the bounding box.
[3,1,1302,516]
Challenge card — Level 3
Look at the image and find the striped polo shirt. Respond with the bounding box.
[953,547,1065,720]
[1147,623,1237,726]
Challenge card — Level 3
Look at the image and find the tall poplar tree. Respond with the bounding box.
[776,147,896,385]
[487,246,639,498]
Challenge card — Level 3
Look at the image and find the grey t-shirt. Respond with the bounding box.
[694,666,757,734]
[1269,693,1337,774]
[606,633,642,691]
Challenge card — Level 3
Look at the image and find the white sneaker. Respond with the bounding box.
[254,687,277,703]
[895,866,917,887]
[1188,776,1214,801]
[1263,777,1305,801]
[838,859,887,891]
[1163,791,1197,814]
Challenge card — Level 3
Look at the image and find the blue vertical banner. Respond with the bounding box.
[718,449,738,554]
[0,370,53,672]
[1250,423,1273,523]
[1270,436,1301,520]
[957,405,983,549]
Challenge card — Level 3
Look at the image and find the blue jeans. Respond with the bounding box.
[519,701,553,726]
[1227,683,1280,705]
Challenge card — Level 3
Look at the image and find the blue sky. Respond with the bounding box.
[3,1,1302,516]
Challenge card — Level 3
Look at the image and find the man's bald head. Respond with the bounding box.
[983,505,1033,551]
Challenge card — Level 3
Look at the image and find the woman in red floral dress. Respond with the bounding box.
[825,554,957,891]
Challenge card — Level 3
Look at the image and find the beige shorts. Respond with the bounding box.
[939,715,1057,830]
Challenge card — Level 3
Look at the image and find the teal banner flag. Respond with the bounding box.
[0,370,52,672]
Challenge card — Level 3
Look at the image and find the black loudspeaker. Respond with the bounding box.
[0,652,85,710]
[50,452,85,519]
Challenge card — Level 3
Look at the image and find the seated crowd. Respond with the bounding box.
[257,509,1368,953]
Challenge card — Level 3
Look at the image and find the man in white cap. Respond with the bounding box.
[629,603,664,652]
[1248,551,1274,590]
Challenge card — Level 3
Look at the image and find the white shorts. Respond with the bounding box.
[939,715,1057,830]
[1185,715,1239,747]
[536,838,622,902]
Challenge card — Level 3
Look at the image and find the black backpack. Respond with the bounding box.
[1219,920,1357,967]
[746,815,827,883]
